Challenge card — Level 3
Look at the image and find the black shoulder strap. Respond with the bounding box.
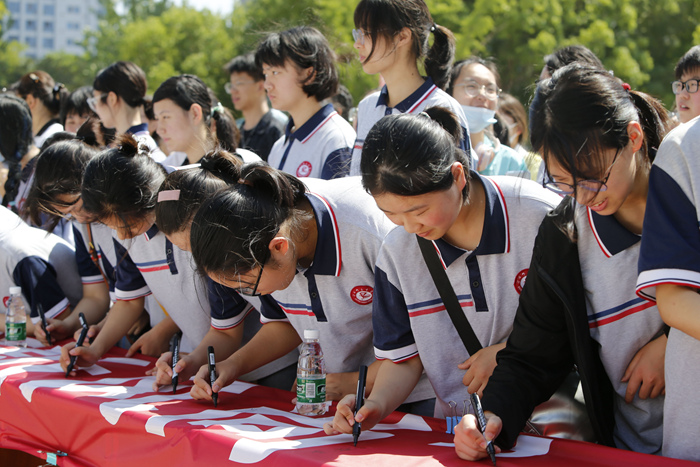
[416,236,482,355]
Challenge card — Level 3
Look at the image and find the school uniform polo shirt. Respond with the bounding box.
[0,206,82,322]
[72,222,117,301]
[349,77,472,176]
[372,175,560,418]
[112,224,210,352]
[636,117,700,460]
[575,205,663,454]
[267,103,354,180]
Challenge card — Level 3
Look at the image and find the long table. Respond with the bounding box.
[0,342,694,467]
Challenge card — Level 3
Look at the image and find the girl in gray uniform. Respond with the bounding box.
[454,65,672,460]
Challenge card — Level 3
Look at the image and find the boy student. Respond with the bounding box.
[672,45,700,124]
[224,53,287,161]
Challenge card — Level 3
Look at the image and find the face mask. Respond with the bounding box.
[461,105,497,133]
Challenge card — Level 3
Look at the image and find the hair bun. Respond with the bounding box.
[115,133,141,157]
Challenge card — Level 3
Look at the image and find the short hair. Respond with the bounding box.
[497,93,529,147]
[255,26,338,101]
[93,61,148,108]
[675,45,700,80]
[60,86,95,126]
[542,45,604,77]
[224,53,264,82]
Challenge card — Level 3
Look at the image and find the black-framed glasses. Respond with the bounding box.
[672,79,700,95]
[543,147,622,196]
[238,253,268,296]
[50,194,81,209]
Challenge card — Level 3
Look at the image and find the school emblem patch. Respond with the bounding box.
[514,269,528,294]
[296,161,313,177]
[350,286,374,305]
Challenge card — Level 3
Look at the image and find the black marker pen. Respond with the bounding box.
[353,365,368,447]
[37,303,51,345]
[208,346,218,407]
[170,331,182,394]
[471,392,497,466]
[66,313,89,377]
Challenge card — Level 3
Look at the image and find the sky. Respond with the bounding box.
[171,0,235,16]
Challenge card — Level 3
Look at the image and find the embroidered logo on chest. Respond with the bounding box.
[296,161,313,177]
[350,286,374,305]
[514,269,529,294]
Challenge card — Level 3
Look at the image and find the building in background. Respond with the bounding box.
[2,0,102,59]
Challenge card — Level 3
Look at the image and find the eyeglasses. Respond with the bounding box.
[237,253,268,296]
[543,147,622,197]
[672,78,700,95]
[87,94,107,112]
[224,81,255,94]
[455,80,501,101]
[352,29,368,46]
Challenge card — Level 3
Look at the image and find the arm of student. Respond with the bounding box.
[191,321,301,401]
[127,314,179,357]
[621,333,666,403]
[325,359,384,402]
[60,297,145,372]
[458,342,507,397]
[153,325,245,391]
[37,281,110,344]
[657,284,700,341]
[324,356,423,435]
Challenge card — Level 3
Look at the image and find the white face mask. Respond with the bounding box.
[461,105,497,133]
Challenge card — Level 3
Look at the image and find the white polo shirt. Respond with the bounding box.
[0,206,82,322]
[349,77,471,176]
[267,103,354,180]
[113,224,210,352]
[372,175,560,418]
[575,205,663,454]
[636,117,700,460]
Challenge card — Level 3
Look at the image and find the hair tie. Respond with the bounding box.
[158,190,181,202]
[238,178,253,187]
[622,82,631,91]
[418,111,430,119]
[430,24,436,33]
[211,102,224,117]
[174,163,201,171]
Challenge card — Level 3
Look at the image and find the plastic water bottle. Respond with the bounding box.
[5,287,27,347]
[296,329,328,416]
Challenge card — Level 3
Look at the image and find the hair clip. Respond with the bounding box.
[418,111,430,119]
[174,163,202,171]
[430,23,437,33]
[158,190,181,202]
[622,82,631,91]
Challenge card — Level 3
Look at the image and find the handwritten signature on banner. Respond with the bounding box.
[0,344,552,464]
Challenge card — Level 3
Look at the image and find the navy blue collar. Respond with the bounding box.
[375,77,437,113]
[304,191,342,276]
[284,103,336,144]
[127,123,149,135]
[432,172,510,268]
[586,208,640,257]
[144,224,159,241]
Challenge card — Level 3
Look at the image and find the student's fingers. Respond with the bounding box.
[154,352,174,378]
[454,414,488,461]
[649,380,665,399]
[190,365,213,400]
[86,325,100,341]
[457,355,474,370]
[34,326,48,345]
[462,369,475,388]
[125,338,144,357]
[482,413,503,444]
[335,394,357,426]
[59,342,77,371]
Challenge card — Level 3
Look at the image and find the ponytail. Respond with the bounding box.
[190,163,309,277]
[628,90,671,164]
[210,104,240,152]
[424,24,456,90]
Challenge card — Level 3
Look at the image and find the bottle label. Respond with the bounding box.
[6,322,26,341]
[296,377,326,404]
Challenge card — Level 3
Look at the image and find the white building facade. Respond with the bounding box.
[3,0,101,59]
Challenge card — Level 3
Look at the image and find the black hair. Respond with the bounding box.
[208,87,240,152]
[497,92,529,148]
[15,70,68,116]
[190,162,310,278]
[224,53,264,82]
[0,94,34,206]
[156,150,243,235]
[542,45,605,77]
[60,86,95,127]
[93,61,148,108]
[447,57,501,96]
[361,106,470,201]
[354,0,455,90]
[675,45,700,80]
[255,26,338,101]
[331,84,354,121]
[81,134,167,236]
[530,64,671,238]
[25,139,99,229]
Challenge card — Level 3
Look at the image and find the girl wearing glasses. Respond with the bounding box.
[187,163,435,414]
[348,0,470,176]
[454,65,671,459]
[60,134,211,374]
[89,61,165,162]
[150,152,298,392]
[448,58,528,177]
[671,45,700,124]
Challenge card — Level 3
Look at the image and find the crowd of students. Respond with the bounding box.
[1,0,700,462]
